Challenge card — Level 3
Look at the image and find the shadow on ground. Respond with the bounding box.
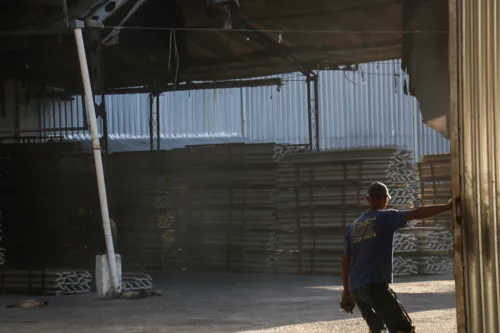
[0,272,457,333]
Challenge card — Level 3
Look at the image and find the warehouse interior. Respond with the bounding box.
[0,0,491,332]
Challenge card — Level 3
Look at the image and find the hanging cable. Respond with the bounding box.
[359,65,365,84]
[167,29,180,89]
[100,25,448,35]
[343,71,357,85]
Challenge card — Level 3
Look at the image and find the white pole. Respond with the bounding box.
[74,28,121,294]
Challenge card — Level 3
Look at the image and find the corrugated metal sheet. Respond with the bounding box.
[455,1,500,332]
[41,60,450,160]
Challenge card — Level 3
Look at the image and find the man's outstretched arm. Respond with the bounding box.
[405,200,452,221]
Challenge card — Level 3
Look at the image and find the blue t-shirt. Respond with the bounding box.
[344,209,409,291]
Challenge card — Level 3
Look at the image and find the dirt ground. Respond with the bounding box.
[0,272,457,333]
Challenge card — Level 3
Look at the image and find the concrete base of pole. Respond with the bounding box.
[96,254,122,298]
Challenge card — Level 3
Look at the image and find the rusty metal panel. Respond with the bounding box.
[452,0,500,332]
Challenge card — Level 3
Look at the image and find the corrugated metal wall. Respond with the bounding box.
[41,59,450,160]
[454,1,500,332]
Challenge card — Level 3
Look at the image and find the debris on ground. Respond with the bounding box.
[6,299,48,308]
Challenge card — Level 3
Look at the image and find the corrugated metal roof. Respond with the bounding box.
[41,60,450,160]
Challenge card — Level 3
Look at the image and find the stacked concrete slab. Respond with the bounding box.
[122,272,154,291]
[393,227,453,276]
[418,154,452,228]
[416,153,453,274]
[271,147,418,275]
[0,269,92,295]
[0,142,105,270]
[391,153,454,276]
[162,143,306,273]
[107,152,175,270]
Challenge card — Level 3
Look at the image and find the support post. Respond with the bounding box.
[240,88,247,137]
[149,93,154,151]
[313,75,320,151]
[101,94,109,154]
[14,80,20,138]
[149,93,161,151]
[306,73,320,151]
[74,27,121,295]
[156,93,161,151]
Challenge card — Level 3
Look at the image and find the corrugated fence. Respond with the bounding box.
[41,60,450,160]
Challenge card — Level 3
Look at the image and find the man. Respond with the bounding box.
[340,182,453,333]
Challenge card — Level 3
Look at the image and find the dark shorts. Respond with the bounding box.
[351,283,414,333]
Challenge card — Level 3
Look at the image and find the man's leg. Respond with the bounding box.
[363,284,415,333]
[351,287,387,333]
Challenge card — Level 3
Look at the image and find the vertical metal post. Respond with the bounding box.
[58,100,63,137]
[63,99,68,136]
[451,0,500,331]
[74,27,120,294]
[156,93,161,151]
[81,94,89,130]
[70,97,74,137]
[240,88,247,137]
[149,93,154,151]
[306,77,313,150]
[52,97,56,137]
[306,72,320,151]
[38,102,43,138]
[313,74,320,151]
[14,80,20,138]
[101,93,109,154]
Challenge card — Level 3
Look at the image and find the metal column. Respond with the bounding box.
[450,0,500,332]
[306,73,320,151]
[156,94,161,150]
[149,93,161,151]
[149,94,154,151]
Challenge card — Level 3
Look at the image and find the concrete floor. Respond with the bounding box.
[0,272,457,333]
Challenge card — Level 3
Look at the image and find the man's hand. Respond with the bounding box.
[340,291,356,314]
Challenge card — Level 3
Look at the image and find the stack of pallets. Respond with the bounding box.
[271,147,418,275]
